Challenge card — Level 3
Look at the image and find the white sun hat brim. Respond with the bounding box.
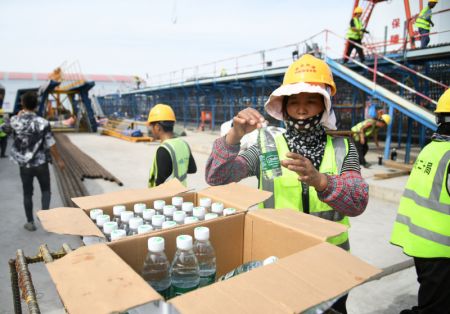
[264,82,337,130]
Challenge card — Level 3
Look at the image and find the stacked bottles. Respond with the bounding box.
[110,229,127,241]
[103,221,118,241]
[90,209,103,222]
[152,215,165,230]
[170,235,200,296]
[211,202,224,216]
[163,205,176,221]
[193,227,216,287]
[182,202,194,217]
[119,211,134,234]
[193,207,206,221]
[138,224,153,235]
[96,214,110,231]
[134,203,146,218]
[142,237,171,299]
[128,217,144,236]
[154,200,165,215]
[112,205,126,224]
[172,196,183,211]
[199,198,211,213]
[143,209,156,225]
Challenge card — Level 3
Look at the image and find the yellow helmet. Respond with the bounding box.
[147,104,176,123]
[380,114,391,125]
[435,89,450,113]
[354,6,363,14]
[0,108,4,115]
[428,0,438,3]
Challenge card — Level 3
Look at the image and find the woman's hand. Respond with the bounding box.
[280,152,328,191]
[226,108,266,145]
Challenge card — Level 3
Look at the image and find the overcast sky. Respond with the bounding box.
[1,0,445,78]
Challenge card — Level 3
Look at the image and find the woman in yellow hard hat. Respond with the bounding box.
[205,54,368,314]
[343,6,369,64]
[147,104,196,187]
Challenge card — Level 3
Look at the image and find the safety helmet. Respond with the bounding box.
[0,108,4,115]
[380,114,391,125]
[428,0,438,3]
[435,89,450,113]
[147,104,176,123]
[353,6,363,14]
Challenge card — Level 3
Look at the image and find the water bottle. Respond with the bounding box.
[110,229,127,241]
[89,209,103,222]
[193,206,206,221]
[142,237,171,299]
[171,196,183,211]
[391,148,397,161]
[223,208,237,216]
[211,202,224,216]
[119,211,134,234]
[152,214,165,230]
[143,209,156,225]
[163,205,176,221]
[199,198,211,213]
[193,227,216,287]
[205,213,218,221]
[154,200,165,215]
[218,256,278,281]
[112,205,126,224]
[96,214,110,231]
[103,221,118,241]
[138,224,153,235]
[134,203,146,218]
[170,235,200,296]
[184,216,199,224]
[128,217,144,236]
[258,127,282,180]
[162,221,177,229]
[182,202,194,217]
[173,211,186,225]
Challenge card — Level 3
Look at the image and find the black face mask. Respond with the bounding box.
[284,111,324,133]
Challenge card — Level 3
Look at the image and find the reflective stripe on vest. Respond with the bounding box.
[391,142,450,257]
[351,119,377,141]
[148,138,190,187]
[346,18,363,40]
[415,7,431,31]
[259,134,351,250]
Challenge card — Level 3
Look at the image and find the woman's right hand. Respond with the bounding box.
[226,108,267,145]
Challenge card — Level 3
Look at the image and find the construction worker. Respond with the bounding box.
[0,108,10,157]
[390,89,450,314]
[415,0,438,49]
[206,54,369,313]
[147,104,196,187]
[351,114,391,168]
[343,6,369,64]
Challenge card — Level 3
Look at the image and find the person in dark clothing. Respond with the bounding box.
[343,6,369,64]
[0,109,9,157]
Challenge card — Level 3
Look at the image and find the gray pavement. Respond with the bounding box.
[0,130,418,313]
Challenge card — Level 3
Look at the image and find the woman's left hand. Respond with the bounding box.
[280,152,328,191]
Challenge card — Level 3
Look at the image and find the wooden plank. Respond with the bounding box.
[101,129,153,143]
[374,170,410,180]
[383,160,414,172]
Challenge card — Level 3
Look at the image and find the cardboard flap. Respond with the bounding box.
[199,183,272,210]
[37,207,104,238]
[248,209,347,241]
[72,179,188,210]
[46,244,161,314]
[170,243,380,314]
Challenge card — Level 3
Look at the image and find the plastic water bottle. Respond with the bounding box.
[128,217,144,236]
[223,208,237,216]
[193,227,216,287]
[184,216,199,224]
[154,200,165,215]
[182,202,194,217]
[143,209,156,225]
[258,127,282,180]
[172,196,183,211]
[170,235,200,296]
[205,213,218,220]
[103,221,118,241]
[96,214,110,231]
[152,214,165,230]
[89,209,103,222]
[211,202,224,216]
[391,148,397,161]
[199,198,211,213]
[193,206,206,221]
[218,256,278,281]
[142,237,171,299]
[134,203,146,218]
[112,205,126,224]
[162,221,177,229]
[110,229,127,241]
[173,211,186,225]
[163,205,176,221]
[138,224,153,235]
[119,211,134,234]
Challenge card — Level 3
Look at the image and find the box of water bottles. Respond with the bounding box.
[44,208,380,314]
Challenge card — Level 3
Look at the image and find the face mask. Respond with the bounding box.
[284,111,324,132]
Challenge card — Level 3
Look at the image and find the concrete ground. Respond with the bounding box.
[0,130,419,314]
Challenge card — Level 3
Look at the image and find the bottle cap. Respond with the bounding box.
[163,205,176,216]
[152,214,165,227]
[120,211,134,223]
[143,209,156,220]
[110,229,126,241]
[263,256,279,266]
[103,221,118,234]
[90,209,103,220]
[182,202,194,212]
[199,197,212,208]
[211,202,224,214]
[153,200,165,210]
[162,221,177,229]
[194,226,210,241]
[193,206,206,219]
[173,211,186,223]
[184,216,199,224]
[113,205,126,216]
[172,196,183,206]
[133,203,146,214]
[176,235,193,250]
[205,213,218,220]
[96,214,110,227]
[129,217,143,229]
[138,224,153,234]
[223,208,237,216]
[148,237,165,252]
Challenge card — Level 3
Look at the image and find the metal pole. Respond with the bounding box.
[405,117,413,163]
[384,105,395,160]
[384,25,388,55]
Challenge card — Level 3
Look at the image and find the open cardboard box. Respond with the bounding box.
[45,208,380,314]
[37,179,271,241]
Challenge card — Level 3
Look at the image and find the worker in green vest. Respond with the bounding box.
[415,0,438,49]
[206,54,369,314]
[351,114,391,168]
[343,6,369,64]
[147,104,196,187]
[391,89,450,314]
[0,108,10,157]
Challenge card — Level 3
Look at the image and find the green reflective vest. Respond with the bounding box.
[0,117,6,138]
[415,6,432,31]
[346,17,363,40]
[148,138,190,187]
[391,141,450,258]
[351,118,377,141]
[259,133,351,250]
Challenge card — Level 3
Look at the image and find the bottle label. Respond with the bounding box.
[199,272,216,287]
[259,151,281,171]
[171,284,199,297]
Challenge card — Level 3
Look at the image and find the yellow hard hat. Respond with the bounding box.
[354,6,363,14]
[0,108,4,115]
[380,114,391,125]
[428,0,438,3]
[147,104,176,123]
[435,89,450,113]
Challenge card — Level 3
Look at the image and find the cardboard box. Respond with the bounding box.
[45,209,380,314]
[38,179,271,241]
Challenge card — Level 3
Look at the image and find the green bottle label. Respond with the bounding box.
[260,151,281,171]
[171,284,199,297]
[199,272,216,287]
